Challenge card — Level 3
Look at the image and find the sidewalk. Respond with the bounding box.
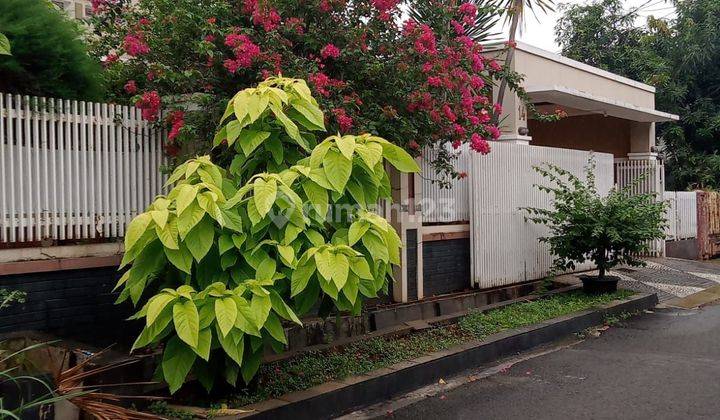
[591,257,720,302]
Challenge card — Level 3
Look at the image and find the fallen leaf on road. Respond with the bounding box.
[438,378,446,385]
[439,395,446,400]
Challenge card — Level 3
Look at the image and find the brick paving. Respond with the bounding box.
[597,258,720,302]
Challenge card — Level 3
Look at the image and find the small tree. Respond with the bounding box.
[0,0,103,100]
[523,159,667,280]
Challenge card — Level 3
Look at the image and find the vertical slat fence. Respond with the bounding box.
[468,143,614,289]
[0,94,166,245]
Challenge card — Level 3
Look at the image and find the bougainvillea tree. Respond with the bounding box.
[117,76,419,392]
[89,0,515,179]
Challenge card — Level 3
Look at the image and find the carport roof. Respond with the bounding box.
[526,85,679,123]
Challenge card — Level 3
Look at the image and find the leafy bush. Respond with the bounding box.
[522,159,667,280]
[88,0,513,179]
[0,0,103,100]
[117,76,419,393]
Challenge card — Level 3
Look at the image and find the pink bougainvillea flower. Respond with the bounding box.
[470,133,490,154]
[102,53,118,67]
[204,34,216,42]
[488,59,502,72]
[207,17,217,24]
[320,44,341,60]
[123,33,150,56]
[223,34,261,72]
[459,2,478,17]
[124,80,137,94]
[167,110,185,141]
[413,25,437,55]
[332,108,354,132]
[485,125,501,139]
[135,91,161,122]
[408,140,420,150]
[138,17,151,26]
[146,71,155,81]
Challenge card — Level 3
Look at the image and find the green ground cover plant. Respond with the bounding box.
[162,289,632,409]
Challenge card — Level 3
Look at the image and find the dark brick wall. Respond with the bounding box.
[0,267,136,345]
[406,229,418,301]
[422,238,471,297]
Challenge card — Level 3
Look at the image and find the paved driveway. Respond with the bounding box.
[591,258,720,302]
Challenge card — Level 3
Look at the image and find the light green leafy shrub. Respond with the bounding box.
[116,76,419,393]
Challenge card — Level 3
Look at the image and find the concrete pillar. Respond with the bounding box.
[388,162,423,303]
[628,121,658,160]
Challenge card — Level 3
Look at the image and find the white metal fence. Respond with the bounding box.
[468,143,614,289]
[664,191,697,240]
[420,145,470,223]
[0,94,166,244]
[614,158,665,256]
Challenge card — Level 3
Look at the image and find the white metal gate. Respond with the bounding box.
[468,143,614,289]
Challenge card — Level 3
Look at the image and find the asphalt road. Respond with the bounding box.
[384,304,720,420]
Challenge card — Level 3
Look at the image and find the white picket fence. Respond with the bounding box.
[468,143,614,289]
[664,191,697,240]
[0,94,166,244]
[420,145,470,223]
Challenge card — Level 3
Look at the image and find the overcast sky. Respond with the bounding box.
[496,0,677,53]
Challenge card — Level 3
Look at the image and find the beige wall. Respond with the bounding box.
[513,48,655,109]
[528,115,631,158]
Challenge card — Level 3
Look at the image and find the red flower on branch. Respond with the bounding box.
[135,91,161,121]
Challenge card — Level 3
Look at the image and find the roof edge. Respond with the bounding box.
[484,41,656,94]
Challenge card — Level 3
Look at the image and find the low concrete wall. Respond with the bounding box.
[666,238,699,260]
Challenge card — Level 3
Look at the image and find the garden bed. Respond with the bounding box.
[152,289,647,418]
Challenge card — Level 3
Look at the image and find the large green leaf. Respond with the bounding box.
[177,201,206,240]
[125,213,152,251]
[381,143,420,173]
[147,293,176,326]
[362,231,389,262]
[173,299,200,347]
[331,253,350,289]
[162,337,197,394]
[185,217,215,262]
[250,294,271,327]
[215,297,238,337]
[290,99,325,130]
[193,328,212,361]
[355,143,383,170]
[255,255,277,282]
[176,184,198,216]
[132,309,172,350]
[323,150,352,192]
[253,178,277,218]
[302,180,328,217]
[263,312,287,345]
[314,249,334,281]
[291,260,315,297]
[218,326,244,366]
[336,135,356,160]
[348,220,370,246]
[269,290,302,325]
[164,244,193,274]
[238,130,271,156]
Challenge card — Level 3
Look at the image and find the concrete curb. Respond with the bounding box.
[223,292,659,420]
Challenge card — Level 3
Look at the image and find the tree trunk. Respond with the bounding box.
[493,0,521,125]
